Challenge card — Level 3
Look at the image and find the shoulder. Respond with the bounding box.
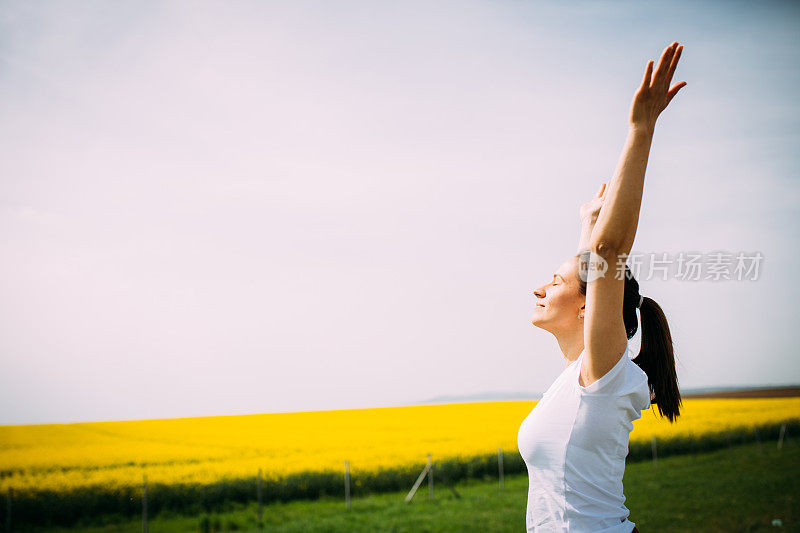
[582,335,629,388]
[578,338,630,393]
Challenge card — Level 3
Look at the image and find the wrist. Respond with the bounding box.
[629,121,655,137]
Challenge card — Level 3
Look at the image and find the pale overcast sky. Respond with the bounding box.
[1,0,798,425]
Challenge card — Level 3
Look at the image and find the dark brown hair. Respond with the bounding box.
[574,249,682,422]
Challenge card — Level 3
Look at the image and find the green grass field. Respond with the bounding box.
[32,437,799,533]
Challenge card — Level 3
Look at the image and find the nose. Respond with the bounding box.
[533,286,546,299]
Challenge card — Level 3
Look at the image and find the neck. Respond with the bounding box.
[554,327,585,366]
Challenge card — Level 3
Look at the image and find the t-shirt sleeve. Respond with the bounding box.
[617,372,651,414]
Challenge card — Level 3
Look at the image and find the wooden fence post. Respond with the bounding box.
[257,468,263,521]
[427,453,433,500]
[404,463,430,503]
[498,448,505,490]
[142,473,148,533]
[777,422,787,451]
[344,460,351,511]
[651,435,657,466]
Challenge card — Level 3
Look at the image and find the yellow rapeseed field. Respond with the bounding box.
[0,398,797,495]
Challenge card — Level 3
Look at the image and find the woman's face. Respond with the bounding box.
[531,257,585,331]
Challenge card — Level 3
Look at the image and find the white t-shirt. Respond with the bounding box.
[517,338,651,532]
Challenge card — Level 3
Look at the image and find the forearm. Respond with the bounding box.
[590,124,654,254]
[578,217,597,253]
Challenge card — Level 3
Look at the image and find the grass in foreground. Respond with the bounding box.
[34,438,799,533]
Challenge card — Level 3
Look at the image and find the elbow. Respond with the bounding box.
[589,239,620,259]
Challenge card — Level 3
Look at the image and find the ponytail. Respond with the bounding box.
[634,296,682,423]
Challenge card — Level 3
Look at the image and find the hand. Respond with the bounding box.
[629,41,686,131]
[580,182,607,223]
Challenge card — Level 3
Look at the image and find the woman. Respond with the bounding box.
[517,42,686,532]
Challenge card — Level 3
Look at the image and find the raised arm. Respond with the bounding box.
[591,42,686,256]
[580,42,686,387]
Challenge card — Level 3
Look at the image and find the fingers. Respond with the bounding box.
[596,183,606,198]
[654,42,678,85]
[641,60,653,89]
[652,46,671,83]
[666,81,687,105]
[666,44,683,85]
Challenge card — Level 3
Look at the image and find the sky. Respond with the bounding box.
[1,0,798,425]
